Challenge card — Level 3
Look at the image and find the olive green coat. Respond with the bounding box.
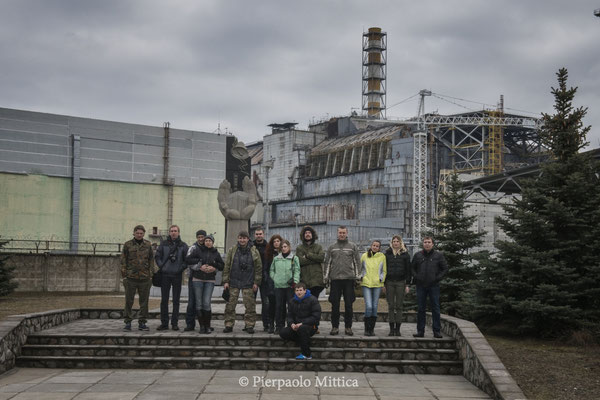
[296,226,325,288]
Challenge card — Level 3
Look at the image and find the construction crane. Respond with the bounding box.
[359,93,543,246]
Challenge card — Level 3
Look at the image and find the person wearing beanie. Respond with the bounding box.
[222,231,262,333]
[186,233,224,333]
[184,230,206,331]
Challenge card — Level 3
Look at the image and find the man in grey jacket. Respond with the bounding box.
[324,226,361,336]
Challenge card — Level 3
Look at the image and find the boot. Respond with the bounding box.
[203,310,212,334]
[197,310,206,334]
[388,322,395,336]
[395,323,401,337]
[365,317,374,336]
[370,316,377,336]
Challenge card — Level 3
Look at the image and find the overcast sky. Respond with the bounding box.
[1,0,599,147]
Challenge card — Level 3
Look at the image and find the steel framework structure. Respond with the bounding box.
[362,28,387,118]
[412,131,428,244]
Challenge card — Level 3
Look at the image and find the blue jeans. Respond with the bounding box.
[416,285,441,334]
[192,281,215,312]
[362,286,382,318]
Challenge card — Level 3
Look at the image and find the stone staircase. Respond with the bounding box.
[16,315,463,374]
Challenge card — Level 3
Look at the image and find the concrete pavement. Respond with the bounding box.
[0,368,491,399]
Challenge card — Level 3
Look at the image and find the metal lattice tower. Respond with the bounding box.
[362,27,387,118]
[412,89,431,244]
[412,131,428,244]
[485,96,504,174]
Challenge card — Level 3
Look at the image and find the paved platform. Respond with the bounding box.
[0,368,491,399]
[29,317,449,339]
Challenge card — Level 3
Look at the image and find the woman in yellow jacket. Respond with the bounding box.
[359,240,387,336]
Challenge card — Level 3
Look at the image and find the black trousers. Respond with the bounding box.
[160,274,182,327]
[274,287,293,329]
[185,276,196,328]
[279,324,317,357]
[309,286,325,299]
[259,284,276,327]
[329,279,355,328]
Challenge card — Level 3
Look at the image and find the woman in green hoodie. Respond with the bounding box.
[270,240,300,334]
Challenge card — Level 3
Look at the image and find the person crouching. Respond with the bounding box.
[279,282,321,360]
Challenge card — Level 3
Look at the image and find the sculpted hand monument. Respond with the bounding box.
[218,176,257,220]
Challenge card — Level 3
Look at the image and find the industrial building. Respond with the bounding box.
[249,27,548,252]
[0,107,229,252]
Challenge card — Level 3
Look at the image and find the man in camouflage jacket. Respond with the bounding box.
[121,225,154,331]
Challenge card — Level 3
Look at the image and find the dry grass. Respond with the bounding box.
[486,334,600,400]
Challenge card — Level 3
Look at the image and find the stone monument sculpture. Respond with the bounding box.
[218,140,257,249]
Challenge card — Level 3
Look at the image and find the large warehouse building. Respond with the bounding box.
[0,107,229,252]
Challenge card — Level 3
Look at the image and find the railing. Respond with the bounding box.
[1,239,123,255]
[1,238,226,255]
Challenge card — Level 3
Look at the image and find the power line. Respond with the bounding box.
[431,93,478,112]
[386,92,420,110]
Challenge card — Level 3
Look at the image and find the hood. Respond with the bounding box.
[276,251,295,260]
[293,289,312,301]
[300,226,318,244]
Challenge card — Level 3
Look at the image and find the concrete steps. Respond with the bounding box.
[16,319,463,374]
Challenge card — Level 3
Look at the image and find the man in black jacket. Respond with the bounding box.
[155,225,188,331]
[411,236,448,338]
[279,282,322,360]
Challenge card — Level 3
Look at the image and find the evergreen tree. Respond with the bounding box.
[0,237,18,297]
[430,173,484,317]
[474,69,600,338]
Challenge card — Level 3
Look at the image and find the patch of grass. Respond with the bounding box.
[485,333,600,400]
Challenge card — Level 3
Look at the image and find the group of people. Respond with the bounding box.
[120,224,448,360]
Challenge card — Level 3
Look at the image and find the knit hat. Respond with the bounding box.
[196,229,207,237]
[205,234,215,243]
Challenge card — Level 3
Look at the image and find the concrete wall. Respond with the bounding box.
[303,169,385,198]
[0,172,225,246]
[0,173,72,240]
[0,107,226,188]
[7,254,123,292]
[272,192,388,226]
[263,129,326,202]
